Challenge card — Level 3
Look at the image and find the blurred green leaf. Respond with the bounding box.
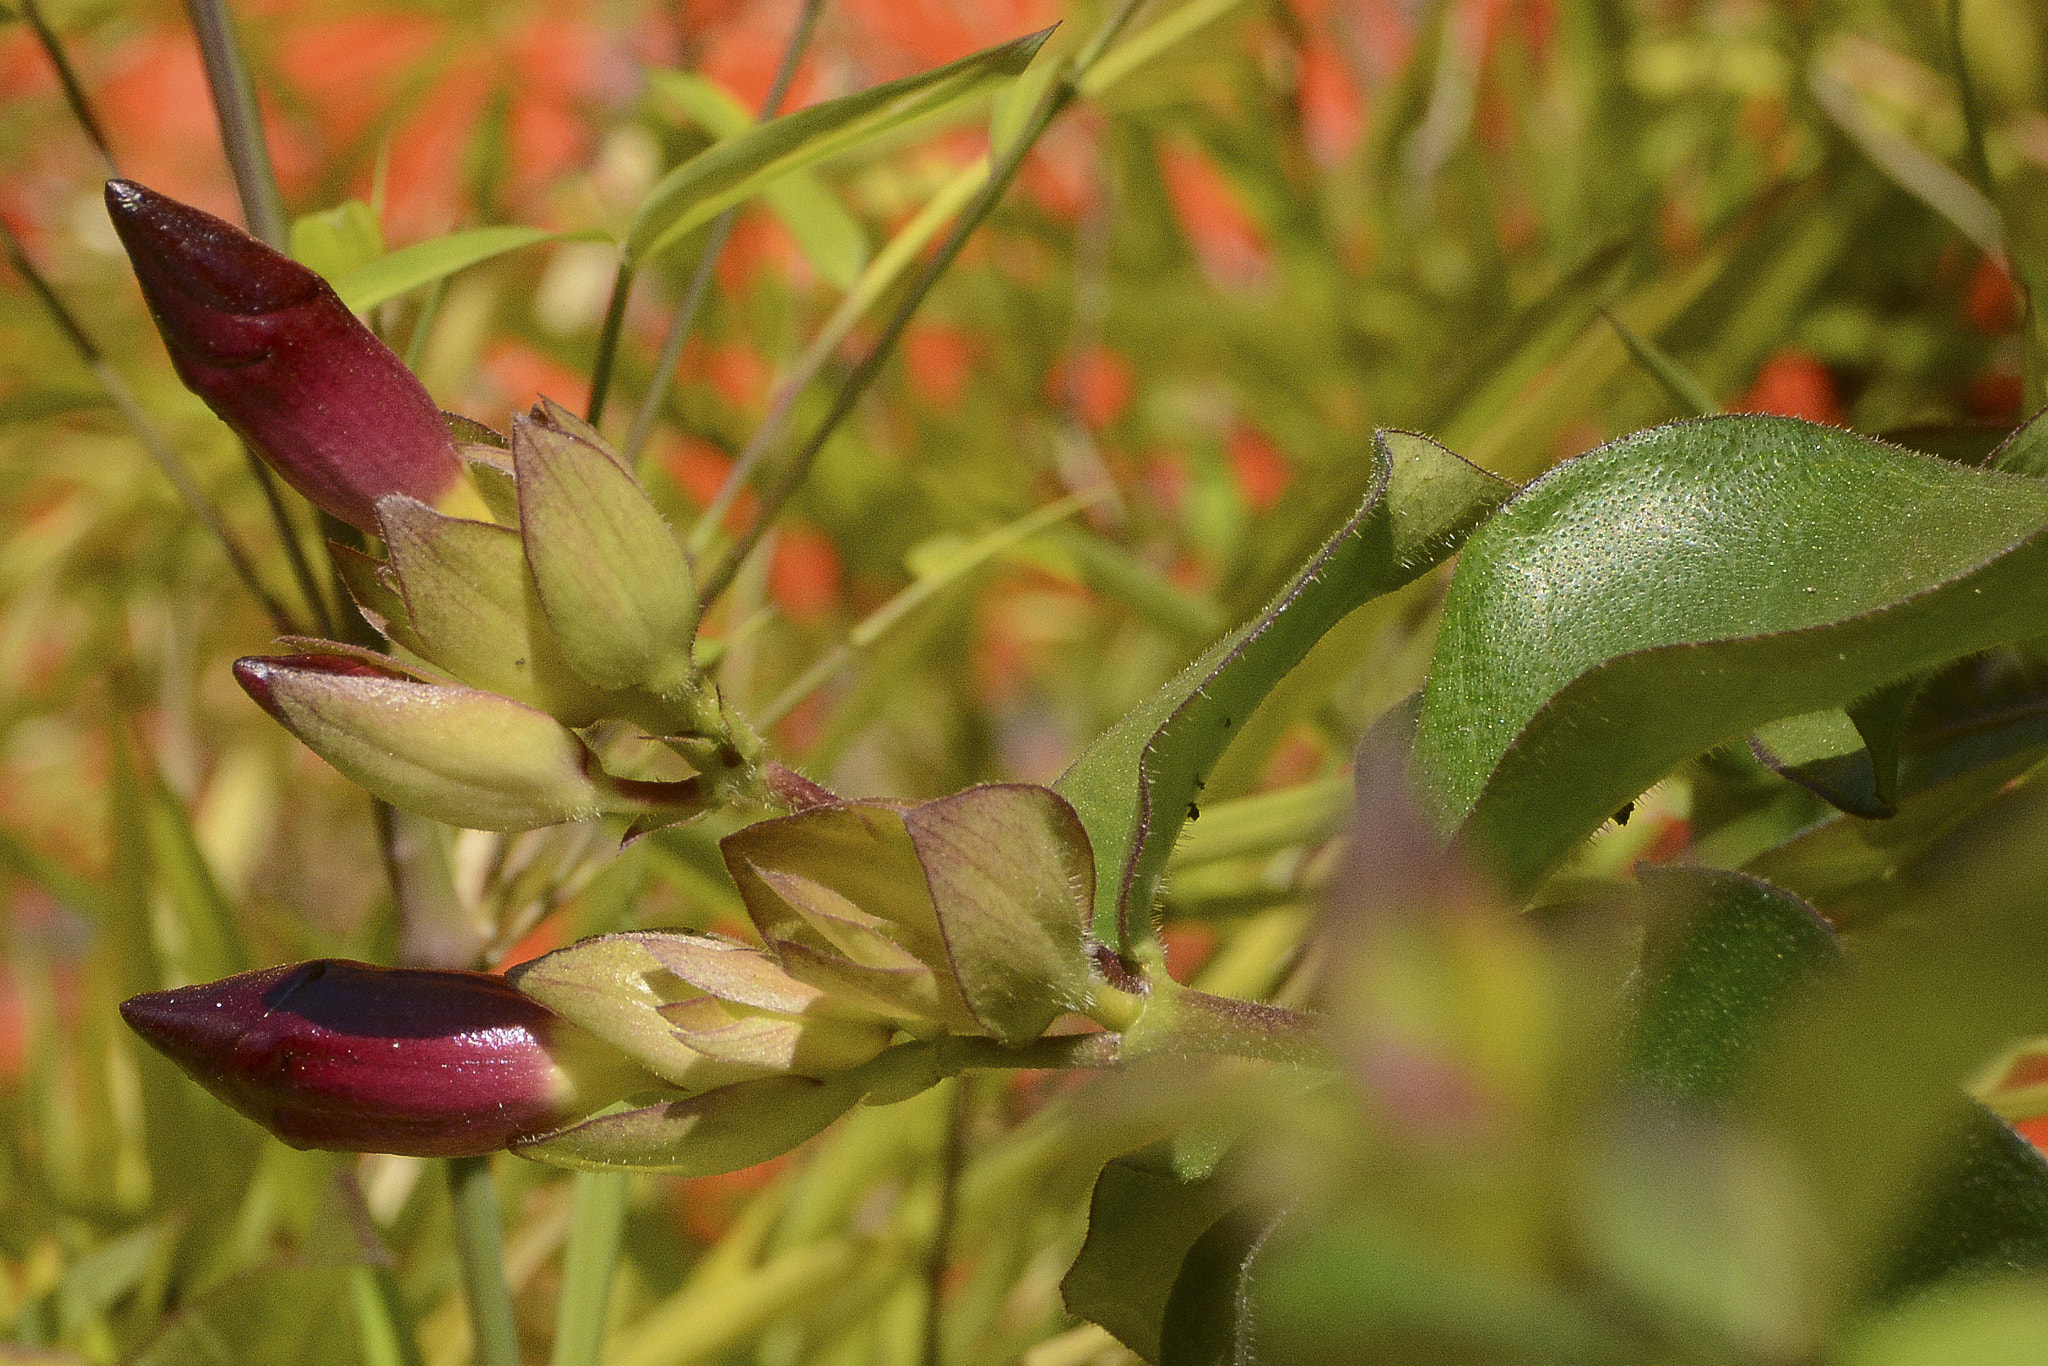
[1624,867,1842,1102]
[1840,1275,2048,1365]
[1062,1145,1233,1363]
[647,71,870,290]
[1415,415,2048,892]
[627,28,1052,265]
[127,1263,357,1366]
[289,201,384,280]
[1056,430,1511,952]
[332,226,596,312]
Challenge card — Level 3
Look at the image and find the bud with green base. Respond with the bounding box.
[233,653,713,831]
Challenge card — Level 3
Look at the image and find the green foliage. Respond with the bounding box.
[11,0,2048,1362]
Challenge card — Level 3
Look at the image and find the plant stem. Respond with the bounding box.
[182,0,288,249]
[448,1155,522,1366]
[2,221,297,634]
[22,0,117,174]
[551,1170,630,1366]
[585,265,634,427]
[622,0,824,466]
[922,1081,969,1366]
[695,0,1153,616]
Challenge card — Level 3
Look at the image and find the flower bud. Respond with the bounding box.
[513,407,699,696]
[119,960,647,1157]
[104,178,476,532]
[233,653,707,831]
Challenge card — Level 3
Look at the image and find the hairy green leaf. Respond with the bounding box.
[1414,415,2048,892]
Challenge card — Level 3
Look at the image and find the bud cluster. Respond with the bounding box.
[121,784,1109,1167]
[108,180,1127,1173]
[106,179,758,836]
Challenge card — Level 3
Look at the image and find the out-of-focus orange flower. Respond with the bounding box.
[1160,144,1270,289]
[1160,921,1219,984]
[1967,257,2020,335]
[1227,424,1291,512]
[770,522,843,622]
[835,0,1059,76]
[1052,344,1134,429]
[1736,349,1844,427]
[1297,36,1365,165]
[904,321,977,407]
[476,340,591,421]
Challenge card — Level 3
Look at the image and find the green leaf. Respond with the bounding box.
[1055,430,1512,951]
[1840,1275,2048,1366]
[1745,646,2048,918]
[332,226,594,313]
[289,200,384,280]
[627,28,1053,265]
[1992,402,2048,476]
[1062,1143,1234,1363]
[1413,415,2048,893]
[647,71,869,290]
[1872,1107,2048,1304]
[902,784,1094,1043]
[1623,867,1842,1102]
[1160,1209,1275,1366]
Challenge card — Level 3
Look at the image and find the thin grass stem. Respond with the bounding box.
[2,222,297,634]
[22,0,118,174]
[621,0,824,466]
[549,1170,630,1366]
[448,1155,522,1366]
[695,0,1153,616]
[182,0,288,249]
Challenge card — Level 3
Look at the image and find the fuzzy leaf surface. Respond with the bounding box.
[1414,415,2048,892]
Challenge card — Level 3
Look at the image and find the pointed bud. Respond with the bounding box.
[233,653,707,831]
[120,960,647,1156]
[104,179,475,532]
[509,932,893,1091]
[513,408,699,696]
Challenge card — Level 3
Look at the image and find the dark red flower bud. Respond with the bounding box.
[103,179,467,532]
[120,960,641,1157]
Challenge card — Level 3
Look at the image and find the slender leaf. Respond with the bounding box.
[647,71,869,290]
[627,28,1053,265]
[1056,430,1511,951]
[332,226,595,312]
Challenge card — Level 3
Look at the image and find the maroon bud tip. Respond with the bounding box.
[105,179,464,533]
[120,960,594,1157]
[232,657,285,722]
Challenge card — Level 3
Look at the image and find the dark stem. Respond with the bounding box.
[923,1081,970,1366]
[23,0,118,174]
[621,0,825,466]
[239,460,330,638]
[585,265,635,426]
[447,1155,522,1366]
[182,0,288,249]
[3,221,296,633]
